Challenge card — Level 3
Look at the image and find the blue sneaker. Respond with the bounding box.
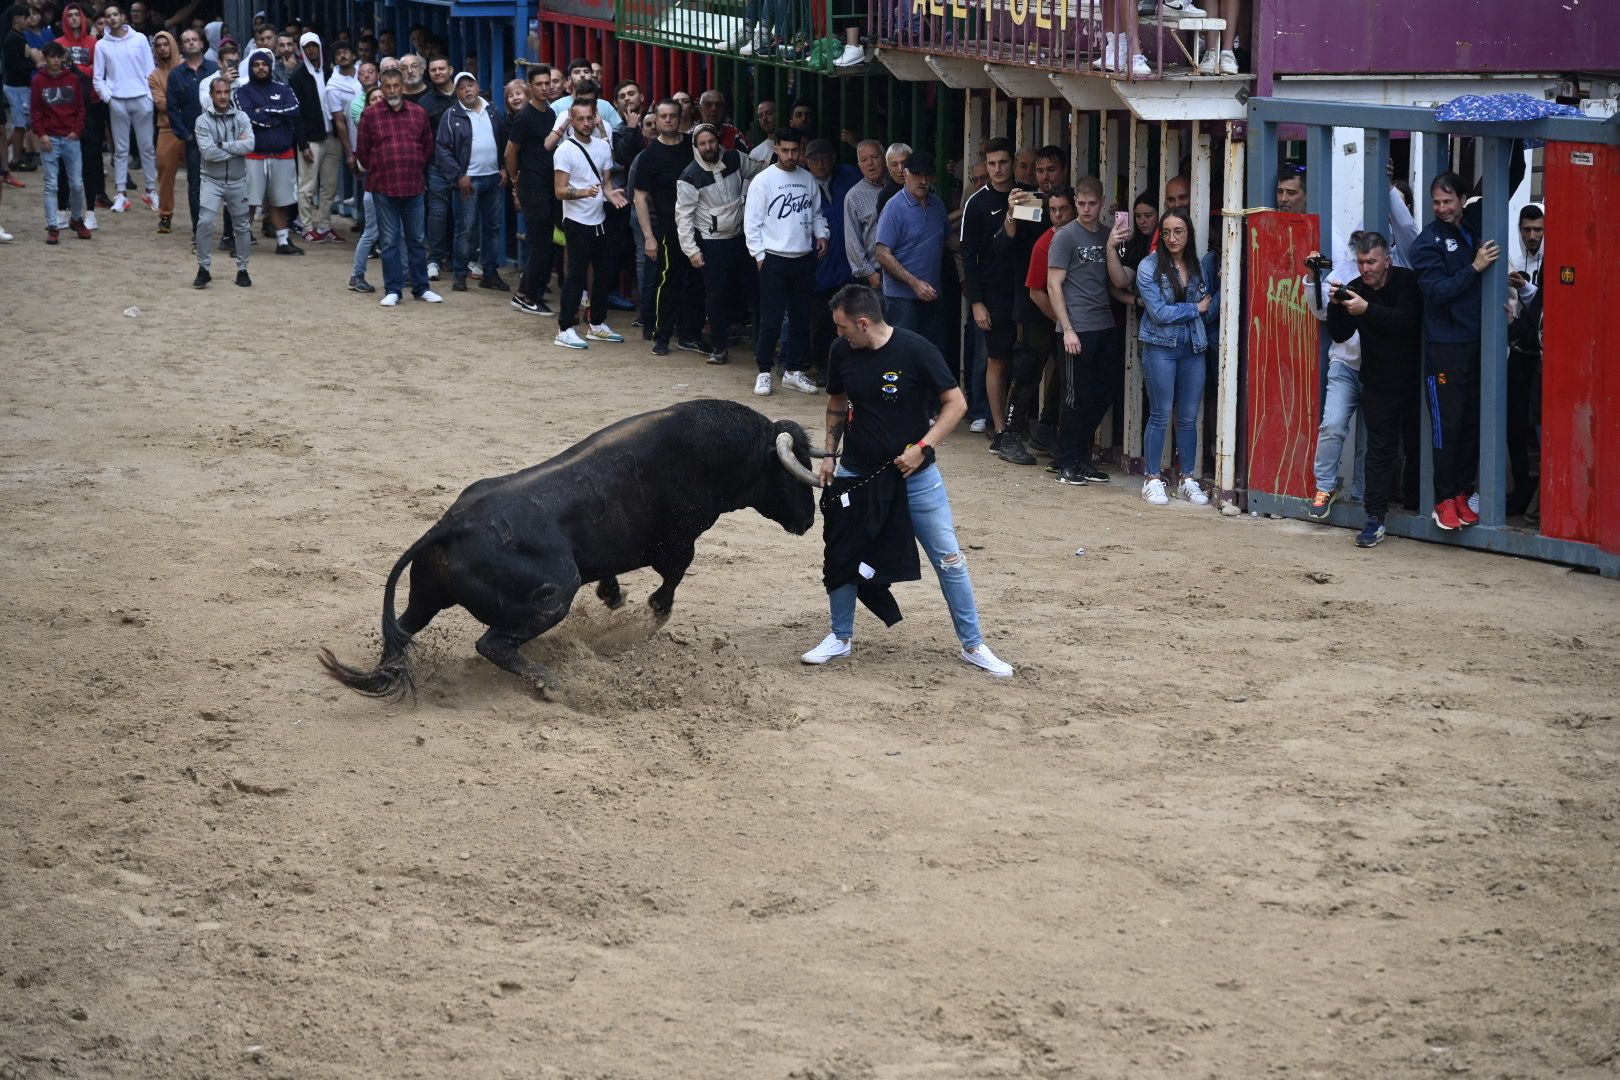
[607,292,637,311]
[1354,518,1386,548]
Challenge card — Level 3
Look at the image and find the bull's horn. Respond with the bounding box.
[775,432,823,488]
[806,448,840,459]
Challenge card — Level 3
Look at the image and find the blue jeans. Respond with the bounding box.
[425,168,454,266]
[453,173,503,276]
[1142,341,1206,479]
[965,323,990,422]
[745,0,790,33]
[1312,359,1367,500]
[351,188,377,278]
[828,464,984,649]
[41,137,85,227]
[373,192,430,298]
[885,294,942,341]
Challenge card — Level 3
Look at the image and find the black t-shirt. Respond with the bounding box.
[633,135,691,237]
[3,31,33,88]
[507,102,555,188]
[826,327,959,475]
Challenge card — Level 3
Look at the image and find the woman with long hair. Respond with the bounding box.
[148,30,182,233]
[1134,207,1219,506]
[1121,190,1158,272]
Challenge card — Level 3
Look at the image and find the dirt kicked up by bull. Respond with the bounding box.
[318,399,829,698]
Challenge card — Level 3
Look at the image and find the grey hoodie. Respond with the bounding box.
[195,96,255,183]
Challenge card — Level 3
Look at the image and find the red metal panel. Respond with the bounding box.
[1540,141,1620,553]
[1244,212,1321,501]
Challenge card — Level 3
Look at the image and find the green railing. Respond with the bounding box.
[617,0,865,71]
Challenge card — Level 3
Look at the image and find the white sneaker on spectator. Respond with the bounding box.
[379,292,400,307]
[111,194,130,213]
[969,418,989,433]
[469,264,483,279]
[427,261,440,280]
[1126,52,1152,77]
[1092,37,1115,70]
[416,289,444,303]
[1219,49,1239,74]
[586,323,624,342]
[554,327,589,349]
[0,223,12,242]
[83,210,98,230]
[782,370,817,394]
[1179,476,1210,505]
[1142,477,1170,505]
[753,372,773,396]
[960,643,1014,678]
[801,633,851,665]
[834,43,864,67]
[1198,49,1219,74]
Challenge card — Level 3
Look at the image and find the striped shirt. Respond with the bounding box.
[842,177,885,280]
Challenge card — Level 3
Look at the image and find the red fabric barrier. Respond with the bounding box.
[1244,211,1322,502]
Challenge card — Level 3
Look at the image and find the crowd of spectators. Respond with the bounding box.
[0,0,1544,539]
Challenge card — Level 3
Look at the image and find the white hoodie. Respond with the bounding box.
[743,163,828,261]
[93,25,155,101]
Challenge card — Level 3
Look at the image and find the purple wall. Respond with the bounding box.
[1264,0,1619,76]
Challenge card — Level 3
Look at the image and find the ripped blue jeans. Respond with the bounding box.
[829,463,984,649]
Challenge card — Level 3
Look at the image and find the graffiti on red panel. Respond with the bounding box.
[1245,212,1321,501]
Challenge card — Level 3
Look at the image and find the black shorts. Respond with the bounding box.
[982,292,1018,359]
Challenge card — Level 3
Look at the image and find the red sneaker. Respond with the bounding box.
[70,219,93,239]
[1454,493,1479,526]
[1,174,24,188]
[46,227,60,244]
[1432,497,1462,531]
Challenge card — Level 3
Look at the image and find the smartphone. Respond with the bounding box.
[1011,201,1044,222]
[1114,210,1129,231]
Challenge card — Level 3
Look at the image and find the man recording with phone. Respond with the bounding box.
[1314,232,1422,548]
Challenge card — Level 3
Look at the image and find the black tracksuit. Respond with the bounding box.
[1327,266,1423,522]
[1411,210,1485,502]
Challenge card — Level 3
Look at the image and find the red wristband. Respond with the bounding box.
[916,439,929,451]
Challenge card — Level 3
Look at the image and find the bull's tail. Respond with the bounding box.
[318,531,439,701]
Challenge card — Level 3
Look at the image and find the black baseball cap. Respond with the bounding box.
[904,150,936,176]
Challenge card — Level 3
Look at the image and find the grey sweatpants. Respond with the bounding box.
[108,94,158,194]
[196,174,252,271]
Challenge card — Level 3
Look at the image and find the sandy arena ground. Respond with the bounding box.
[2,204,1618,1080]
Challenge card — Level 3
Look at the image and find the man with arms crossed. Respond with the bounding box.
[802,284,1014,679]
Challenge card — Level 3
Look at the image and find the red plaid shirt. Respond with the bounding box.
[356,99,435,198]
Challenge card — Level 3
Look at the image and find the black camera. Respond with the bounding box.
[1303,254,1334,274]
[1333,285,1353,303]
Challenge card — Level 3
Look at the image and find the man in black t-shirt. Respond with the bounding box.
[633,97,705,355]
[803,285,1014,678]
[504,63,555,314]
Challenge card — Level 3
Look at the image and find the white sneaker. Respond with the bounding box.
[83,210,98,230]
[801,633,851,665]
[1179,476,1210,505]
[554,327,589,349]
[0,224,12,242]
[969,418,989,433]
[111,194,130,213]
[586,323,624,342]
[1092,35,1115,70]
[1198,49,1219,74]
[1142,477,1170,505]
[1219,49,1239,75]
[834,42,865,67]
[960,643,1014,678]
[753,372,773,396]
[427,261,440,280]
[379,292,400,306]
[1126,52,1152,77]
[1172,0,1208,16]
[781,370,818,394]
[469,264,483,279]
[416,289,444,303]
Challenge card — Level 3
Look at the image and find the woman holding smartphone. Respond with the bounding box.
[1131,207,1219,506]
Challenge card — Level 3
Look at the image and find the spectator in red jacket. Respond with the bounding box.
[30,41,91,242]
[356,66,442,306]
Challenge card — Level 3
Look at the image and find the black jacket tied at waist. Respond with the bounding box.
[820,466,920,627]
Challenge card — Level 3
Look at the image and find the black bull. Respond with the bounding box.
[319,400,826,698]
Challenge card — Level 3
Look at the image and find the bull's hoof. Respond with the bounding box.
[602,595,626,611]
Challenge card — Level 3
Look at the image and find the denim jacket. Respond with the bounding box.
[1136,250,1220,351]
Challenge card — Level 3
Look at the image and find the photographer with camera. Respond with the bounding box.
[1318,232,1422,548]
[1301,243,1367,520]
